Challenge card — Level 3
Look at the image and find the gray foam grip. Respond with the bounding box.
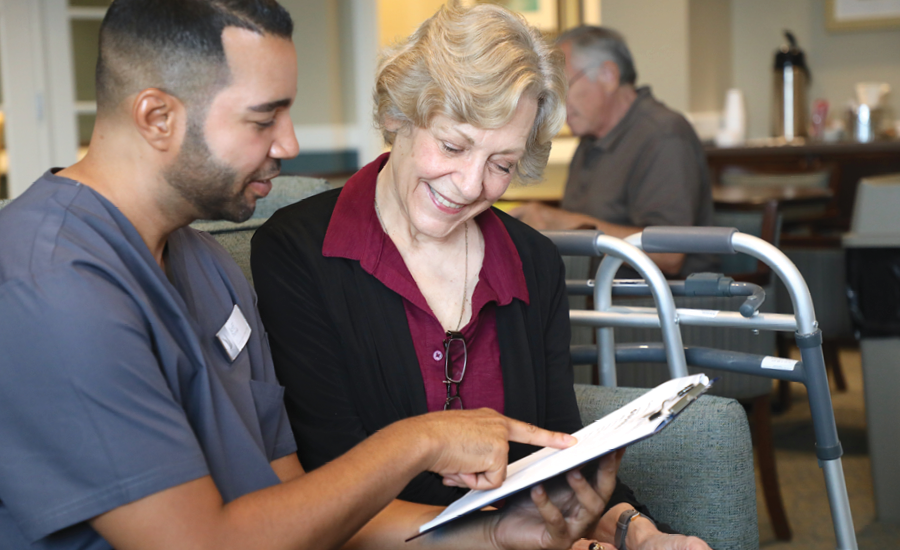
[642,226,737,254]
[541,230,603,256]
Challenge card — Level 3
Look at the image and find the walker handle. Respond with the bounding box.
[543,230,603,256]
[641,227,738,254]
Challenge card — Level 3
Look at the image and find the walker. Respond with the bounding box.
[544,227,858,550]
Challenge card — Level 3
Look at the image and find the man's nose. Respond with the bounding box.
[270,114,300,160]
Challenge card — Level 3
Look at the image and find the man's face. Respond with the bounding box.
[560,42,616,139]
[165,27,299,222]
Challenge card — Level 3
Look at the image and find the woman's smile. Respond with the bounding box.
[427,184,467,212]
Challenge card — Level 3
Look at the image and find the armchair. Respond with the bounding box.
[191,175,330,285]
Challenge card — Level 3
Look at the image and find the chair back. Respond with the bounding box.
[191,175,331,285]
[252,175,331,219]
[575,384,758,550]
[191,218,267,286]
[610,205,781,397]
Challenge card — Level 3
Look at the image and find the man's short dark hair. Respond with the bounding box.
[557,26,637,86]
[96,0,293,115]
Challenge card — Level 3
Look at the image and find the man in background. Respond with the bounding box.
[0,2,614,548]
[512,26,714,277]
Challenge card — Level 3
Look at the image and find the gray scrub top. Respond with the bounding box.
[0,171,297,549]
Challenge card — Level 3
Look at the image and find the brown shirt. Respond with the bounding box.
[562,87,715,277]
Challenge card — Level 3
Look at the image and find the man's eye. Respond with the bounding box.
[255,120,275,128]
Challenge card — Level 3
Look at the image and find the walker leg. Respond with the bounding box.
[822,458,858,550]
[796,333,857,549]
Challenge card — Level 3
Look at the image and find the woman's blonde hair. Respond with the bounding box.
[374,3,566,183]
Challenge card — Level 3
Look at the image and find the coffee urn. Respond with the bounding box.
[772,31,810,142]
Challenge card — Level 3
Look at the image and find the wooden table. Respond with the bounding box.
[712,185,833,210]
[706,140,900,232]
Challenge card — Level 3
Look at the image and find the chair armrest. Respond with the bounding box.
[575,384,758,550]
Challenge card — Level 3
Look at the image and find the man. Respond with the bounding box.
[0,2,615,548]
[512,26,714,277]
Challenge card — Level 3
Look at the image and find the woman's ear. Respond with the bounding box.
[383,116,405,133]
[131,88,185,152]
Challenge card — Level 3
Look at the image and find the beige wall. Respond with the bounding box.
[63,0,892,141]
[284,0,351,126]
[733,0,900,139]
[284,0,449,128]
[378,0,446,48]
[601,0,691,112]
[688,0,732,112]
[590,0,900,139]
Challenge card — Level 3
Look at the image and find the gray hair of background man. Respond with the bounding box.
[556,26,637,86]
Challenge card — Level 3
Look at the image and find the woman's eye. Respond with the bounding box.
[441,142,462,154]
[495,163,512,174]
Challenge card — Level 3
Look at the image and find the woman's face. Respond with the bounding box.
[384,96,538,241]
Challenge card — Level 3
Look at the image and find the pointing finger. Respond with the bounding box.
[506,418,577,450]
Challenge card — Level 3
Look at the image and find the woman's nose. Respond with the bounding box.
[453,159,484,200]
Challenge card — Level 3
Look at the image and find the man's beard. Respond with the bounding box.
[164,119,280,223]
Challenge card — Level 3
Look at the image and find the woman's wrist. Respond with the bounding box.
[595,503,662,549]
[621,509,658,549]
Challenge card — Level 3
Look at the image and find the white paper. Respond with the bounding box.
[416,374,712,536]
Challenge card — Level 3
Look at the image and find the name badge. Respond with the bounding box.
[217,304,252,361]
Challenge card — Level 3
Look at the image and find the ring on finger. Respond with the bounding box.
[587,542,603,550]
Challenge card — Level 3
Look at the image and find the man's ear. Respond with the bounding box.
[131,88,185,152]
[597,60,621,92]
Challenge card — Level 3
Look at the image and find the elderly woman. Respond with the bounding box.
[252,5,708,550]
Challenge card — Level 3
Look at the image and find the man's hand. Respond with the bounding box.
[403,409,577,491]
[508,202,599,231]
[487,449,625,550]
[508,202,686,276]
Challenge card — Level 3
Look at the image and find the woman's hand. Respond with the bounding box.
[487,449,625,549]
[589,502,712,550]
[624,533,710,550]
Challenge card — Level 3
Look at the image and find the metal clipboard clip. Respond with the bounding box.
[646,379,713,422]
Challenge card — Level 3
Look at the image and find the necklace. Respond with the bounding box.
[374,197,469,331]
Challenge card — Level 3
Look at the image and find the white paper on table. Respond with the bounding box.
[413,373,713,538]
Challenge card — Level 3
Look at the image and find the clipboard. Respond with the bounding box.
[411,373,714,539]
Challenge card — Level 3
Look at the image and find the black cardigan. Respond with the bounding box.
[251,187,656,516]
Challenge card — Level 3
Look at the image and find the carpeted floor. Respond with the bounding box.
[757,348,900,549]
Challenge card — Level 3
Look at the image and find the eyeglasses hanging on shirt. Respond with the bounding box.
[443,330,467,410]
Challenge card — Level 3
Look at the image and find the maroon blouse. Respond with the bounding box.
[322,153,529,413]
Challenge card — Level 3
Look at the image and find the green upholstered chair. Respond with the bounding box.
[574,384,758,550]
[190,217,267,286]
[250,175,331,220]
[191,175,331,285]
